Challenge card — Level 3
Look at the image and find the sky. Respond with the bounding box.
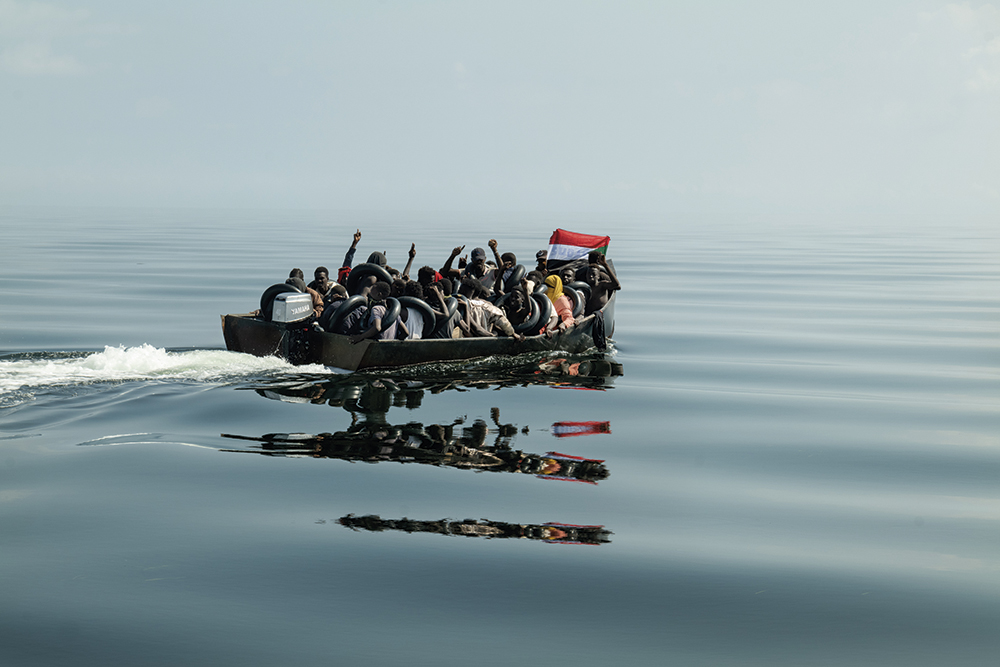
[1,0,998,216]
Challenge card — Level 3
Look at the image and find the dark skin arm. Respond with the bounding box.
[488,239,505,295]
[349,313,382,344]
[596,254,621,291]
[440,245,464,278]
[401,243,416,281]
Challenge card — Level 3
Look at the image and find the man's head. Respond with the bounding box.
[314,267,331,289]
[288,268,305,280]
[458,276,484,298]
[369,281,391,303]
[285,276,307,292]
[367,252,387,267]
[328,284,348,301]
[559,267,576,285]
[506,288,528,315]
[434,277,453,296]
[404,280,424,298]
[470,247,486,264]
[586,264,603,286]
[500,252,516,269]
[390,278,406,298]
[417,266,437,286]
[535,250,547,267]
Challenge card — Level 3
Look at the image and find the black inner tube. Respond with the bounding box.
[346,263,393,296]
[397,296,437,338]
[321,294,366,333]
[260,283,302,322]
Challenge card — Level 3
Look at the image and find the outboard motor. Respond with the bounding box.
[270,293,314,365]
[271,293,313,324]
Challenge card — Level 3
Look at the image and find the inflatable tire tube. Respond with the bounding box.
[441,296,458,322]
[534,282,548,295]
[503,264,526,292]
[568,281,591,303]
[529,293,553,336]
[346,263,393,296]
[323,294,367,333]
[564,286,584,318]
[397,296,437,338]
[513,294,541,334]
[431,297,460,338]
[381,298,401,330]
[260,283,302,322]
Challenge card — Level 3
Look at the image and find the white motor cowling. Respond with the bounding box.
[271,292,313,323]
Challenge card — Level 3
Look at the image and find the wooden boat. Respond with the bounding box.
[221,292,614,371]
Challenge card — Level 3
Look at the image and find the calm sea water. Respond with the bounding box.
[1,207,998,666]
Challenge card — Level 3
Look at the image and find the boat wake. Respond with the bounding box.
[0,344,329,407]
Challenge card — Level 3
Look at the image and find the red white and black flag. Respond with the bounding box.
[546,229,611,269]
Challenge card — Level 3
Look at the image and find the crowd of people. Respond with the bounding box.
[269,229,621,343]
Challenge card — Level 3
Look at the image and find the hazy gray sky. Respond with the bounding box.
[1,0,998,215]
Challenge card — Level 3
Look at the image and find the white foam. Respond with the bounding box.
[0,344,328,394]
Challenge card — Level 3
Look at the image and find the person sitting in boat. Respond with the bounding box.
[487,239,518,296]
[462,247,490,281]
[542,274,575,337]
[287,269,325,317]
[534,250,549,277]
[349,281,406,343]
[308,266,335,301]
[456,277,524,341]
[337,229,362,285]
[423,279,466,337]
[558,265,578,287]
[500,284,532,329]
[401,281,427,340]
[416,265,443,291]
[584,252,621,315]
[390,278,406,298]
[525,270,545,294]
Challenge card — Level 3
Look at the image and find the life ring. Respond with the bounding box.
[345,263,393,296]
[397,296,437,338]
[563,286,584,318]
[321,294,366,333]
[529,293,553,336]
[513,294,540,334]
[260,283,301,322]
[503,264,526,292]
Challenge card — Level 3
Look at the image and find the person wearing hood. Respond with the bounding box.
[542,274,575,337]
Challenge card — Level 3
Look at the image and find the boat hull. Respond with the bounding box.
[222,294,614,371]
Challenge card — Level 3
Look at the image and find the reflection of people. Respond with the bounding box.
[221,410,610,483]
[338,514,612,545]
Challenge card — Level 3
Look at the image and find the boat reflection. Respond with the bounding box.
[338,514,612,545]
[221,411,610,484]
[244,352,624,414]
